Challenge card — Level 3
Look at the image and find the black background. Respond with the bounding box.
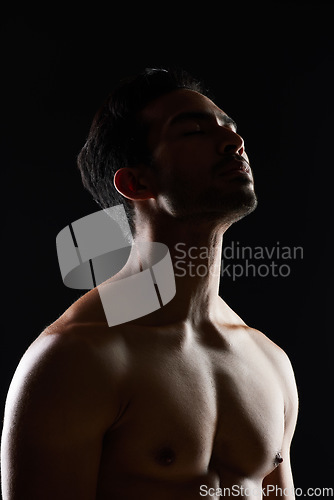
[1,3,333,493]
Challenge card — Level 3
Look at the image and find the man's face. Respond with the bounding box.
[141,89,257,225]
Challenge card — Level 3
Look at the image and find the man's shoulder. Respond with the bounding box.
[4,314,132,443]
[247,327,293,371]
[216,298,296,380]
[247,327,298,410]
[33,310,130,380]
[1,305,131,498]
[39,287,131,358]
[10,302,131,409]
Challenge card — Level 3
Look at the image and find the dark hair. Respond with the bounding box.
[77,67,208,233]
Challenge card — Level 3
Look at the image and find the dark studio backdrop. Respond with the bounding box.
[1,3,333,494]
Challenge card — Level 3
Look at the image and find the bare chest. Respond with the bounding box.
[101,329,285,483]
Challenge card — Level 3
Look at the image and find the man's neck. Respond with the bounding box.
[123,218,231,327]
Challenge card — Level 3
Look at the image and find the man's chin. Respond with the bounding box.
[201,188,258,225]
[165,185,258,225]
[227,198,258,224]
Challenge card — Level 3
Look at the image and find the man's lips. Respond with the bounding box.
[214,154,251,176]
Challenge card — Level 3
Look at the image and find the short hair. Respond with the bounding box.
[77,67,208,233]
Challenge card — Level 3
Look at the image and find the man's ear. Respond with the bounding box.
[113,167,156,201]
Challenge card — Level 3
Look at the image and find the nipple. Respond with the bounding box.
[274,452,284,466]
[156,447,176,466]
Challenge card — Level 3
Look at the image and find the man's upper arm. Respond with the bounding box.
[1,328,122,499]
[263,348,299,499]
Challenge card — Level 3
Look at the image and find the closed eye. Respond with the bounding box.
[183,129,204,136]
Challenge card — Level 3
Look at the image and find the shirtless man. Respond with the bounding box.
[1,68,298,499]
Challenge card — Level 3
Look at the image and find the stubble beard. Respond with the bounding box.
[165,179,258,226]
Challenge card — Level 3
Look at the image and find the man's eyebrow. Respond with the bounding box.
[168,111,237,131]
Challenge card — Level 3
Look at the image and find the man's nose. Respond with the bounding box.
[217,128,245,156]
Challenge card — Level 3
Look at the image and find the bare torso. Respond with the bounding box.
[2,291,297,500]
[95,319,286,499]
[53,290,291,500]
